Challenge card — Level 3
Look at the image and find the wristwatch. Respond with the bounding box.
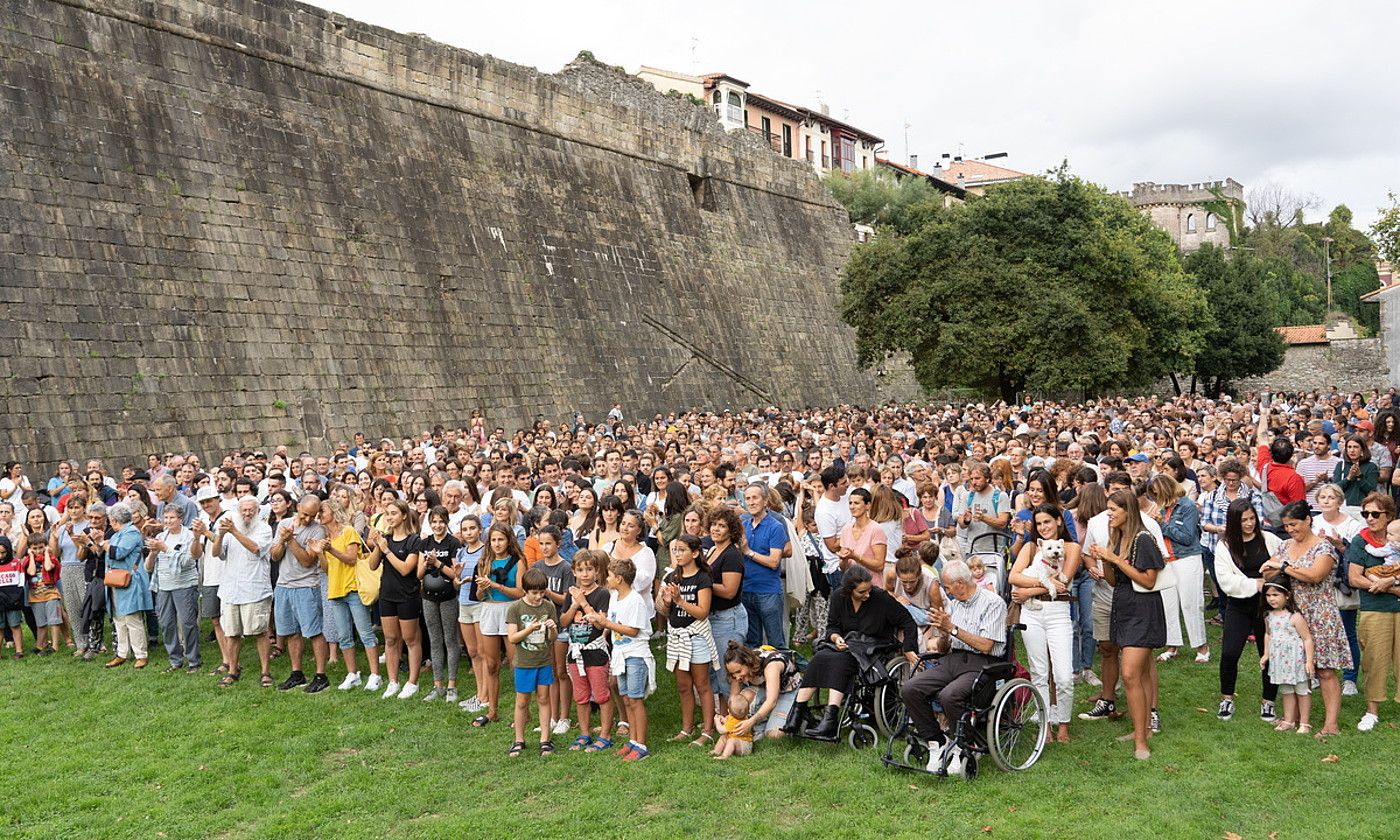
[950,626,960,638]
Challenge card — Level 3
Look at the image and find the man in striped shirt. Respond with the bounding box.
[900,559,1007,776]
[1295,434,1341,511]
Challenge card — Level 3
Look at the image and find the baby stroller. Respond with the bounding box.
[966,531,1013,595]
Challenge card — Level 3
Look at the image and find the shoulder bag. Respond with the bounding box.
[1131,532,1177,594]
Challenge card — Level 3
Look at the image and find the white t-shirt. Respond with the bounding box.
[814,494,852,574]
[198,510,228,587]
[0,476,29,508]
[607,588,652,667]
[953,487,1013,553]
[606,541,656,617]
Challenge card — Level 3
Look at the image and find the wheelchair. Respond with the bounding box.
[790,641,913,751]
[880,622,1048,779]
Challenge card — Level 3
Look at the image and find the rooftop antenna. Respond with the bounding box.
[904,120,911,165]
[690,36,699,71]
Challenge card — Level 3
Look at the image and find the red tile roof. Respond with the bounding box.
[933,159,1028,186]
[1275,325,1328,345]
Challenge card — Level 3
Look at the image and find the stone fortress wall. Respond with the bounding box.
[0,0,898,470]
[1123,178,1242,252]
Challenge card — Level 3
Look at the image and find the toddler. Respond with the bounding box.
[967,556,997,594]
[1260,580,1315,734]
[712,693,754,759]
[1361,519,1400,572]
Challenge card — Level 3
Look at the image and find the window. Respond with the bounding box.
[861,155,868,170]
[782,124,793,157]
[1185,213,1197,233]
[821,139,829,169]
[805,135,814,164]
[687,173,715,212]
[1206,212,1217,231]
[840,137,856,173]
[760,116,771,139]
[726,91,743,124]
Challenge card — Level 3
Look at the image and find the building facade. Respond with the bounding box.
[637,66,882,175]
[1123,179,1243,251]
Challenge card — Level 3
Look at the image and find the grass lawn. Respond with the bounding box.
[1,620,1395,840]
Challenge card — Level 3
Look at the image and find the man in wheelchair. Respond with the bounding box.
[900,558,1008,775]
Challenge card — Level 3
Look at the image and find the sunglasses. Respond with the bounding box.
[1362,510,1386,519]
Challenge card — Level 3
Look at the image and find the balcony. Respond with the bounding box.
[747,125,782,153]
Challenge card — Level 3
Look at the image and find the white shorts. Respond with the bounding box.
[222,597,272,637]
[457,602,484,625]
[478,601,511,636]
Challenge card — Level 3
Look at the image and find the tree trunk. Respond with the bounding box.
[1169,372,1182,397]
[1189,374,1198,396]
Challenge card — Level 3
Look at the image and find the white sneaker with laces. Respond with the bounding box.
[1357,713,1379,732]
[1082,670,1102,688]
[397,682,420,700]
[364,674,383,692]
[552,718,572,735]
[943,743,965,777]
[1342,680,1358,696]
[925,741,944,773]
[458,695,482,712]
[382,681,401,699]
[338,672,362,691]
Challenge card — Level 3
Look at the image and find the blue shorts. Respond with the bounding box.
[273,586,324,638]
[620,657,649,699]
[0,609,23,629]
[513,665,555,694]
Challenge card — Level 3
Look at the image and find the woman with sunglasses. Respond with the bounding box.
[1345,492,1400,732]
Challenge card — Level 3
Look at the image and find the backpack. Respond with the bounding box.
[1258,464,1284,529]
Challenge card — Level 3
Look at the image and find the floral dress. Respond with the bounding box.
[1275,539,1352,671]
[1265,611,1308,686]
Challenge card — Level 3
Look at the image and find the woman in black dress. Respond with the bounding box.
[785,565,917,740]
[1089,489,1164,761]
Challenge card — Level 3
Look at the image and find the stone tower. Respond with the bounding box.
[1124,178,1244,251]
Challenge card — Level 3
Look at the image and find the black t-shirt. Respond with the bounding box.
[418,534,461,602]
[707,544,744,612]
[1239,536,1271,580]
[562,585,611,666]
[665,568,712,629]
[381,533,422,602]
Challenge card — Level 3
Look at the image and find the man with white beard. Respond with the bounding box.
[211,496,274,687]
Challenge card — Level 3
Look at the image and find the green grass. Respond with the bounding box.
[1,621,1395,840]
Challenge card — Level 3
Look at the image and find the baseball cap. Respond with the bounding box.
[195,486,219,502]
[1356,420,1374,431]
[1126,453,1150,463]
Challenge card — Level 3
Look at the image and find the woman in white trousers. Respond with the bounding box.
[1151,476,1209,663]
[1008,504,1082,743]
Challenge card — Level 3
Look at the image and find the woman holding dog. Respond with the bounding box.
[1009,504,1081,743]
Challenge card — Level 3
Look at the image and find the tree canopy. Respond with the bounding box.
[824,168,944,235]
[1372,192,1400,263]
[839,172,1209,402]
[1181,245,1286,396]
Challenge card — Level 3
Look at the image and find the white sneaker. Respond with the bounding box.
[943,743,965,777]
[458,695,482,712]
[378,654,386,664]
[552,718,572,735]
[925,741,944,773]
[1082,670,1102,688]
[1357,713,1379,732]
[381,681,401,699]
[1194,650,1211,664]
[1342,680,1358,697]
[364,674,383,692]
[397,682,420,700]
[338,672,362,691]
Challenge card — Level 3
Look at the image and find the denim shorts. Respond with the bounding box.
[273,585,324,638]
[620,657,650,699]
[0,608,26,629]
[513,665,555,693]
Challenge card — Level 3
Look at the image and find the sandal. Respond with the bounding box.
[585,737,614,753]
[260,673,274,688]
[1314,728,1339,740]
[269,645,283,659]
[218,671,241,688]
[1156,649,1178,663]
[472,715,494,728]
[508,741,526,758]
[669,730,694,742]
[1298,724,1313,735]
[615,721,631,737]
[691,732,715,747]
[569,735,594,751]
[539,740,555,756]
[1273,721,1297,732]
[209,663,229,676]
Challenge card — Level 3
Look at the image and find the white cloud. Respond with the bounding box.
[317,0,1400,226]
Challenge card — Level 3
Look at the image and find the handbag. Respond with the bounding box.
[104,568,132,588]
[1131,532,1177,593]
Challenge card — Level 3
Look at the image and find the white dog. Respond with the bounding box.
[1022,538,1065,611]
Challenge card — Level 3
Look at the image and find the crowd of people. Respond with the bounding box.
[2,388,1398,767]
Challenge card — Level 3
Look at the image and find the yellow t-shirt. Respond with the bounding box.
[325,526,366,600]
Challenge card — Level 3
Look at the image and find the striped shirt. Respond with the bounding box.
[946,586,1007,657]
[1295,454,1341,508]
[1199,486,1263,554]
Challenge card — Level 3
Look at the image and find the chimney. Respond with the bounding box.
[819,102,829,116]
[909,154,919,169]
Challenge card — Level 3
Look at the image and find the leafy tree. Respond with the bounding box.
[1372,191,1400,262]
[825,168,944,234]
[839,173,1209,402]
[1332,261,1380,334]
[1182,245,1285,396]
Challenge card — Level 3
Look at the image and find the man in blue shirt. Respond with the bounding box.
[740,482,789,648]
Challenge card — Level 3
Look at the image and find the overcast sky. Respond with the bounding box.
[317,0,1399,228]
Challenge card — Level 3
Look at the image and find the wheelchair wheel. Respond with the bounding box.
[847,723,878,750]
[962,752,979,780]
[873,655,913,737]
[902,737,930,767]
[987,677,1047,772]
